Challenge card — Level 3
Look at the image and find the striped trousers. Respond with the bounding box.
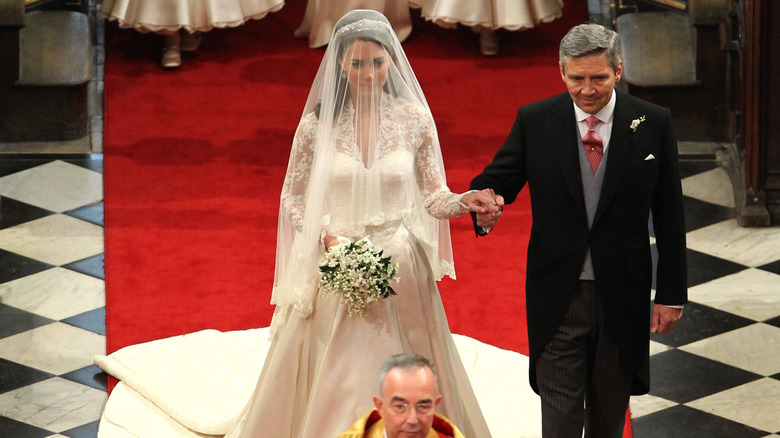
[535,280,633,438]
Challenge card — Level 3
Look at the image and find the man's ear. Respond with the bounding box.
[373,395,383,412]
[434,394,442,406]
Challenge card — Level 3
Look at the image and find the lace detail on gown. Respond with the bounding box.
[281,97,466,244]
[280,114,317,232]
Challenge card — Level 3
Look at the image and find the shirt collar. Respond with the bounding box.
[573,89,616,124]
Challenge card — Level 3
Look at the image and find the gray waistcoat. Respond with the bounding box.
[578,134,608,280]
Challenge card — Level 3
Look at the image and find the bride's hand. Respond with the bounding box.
[461,189,502,214]
[323,234,339,251]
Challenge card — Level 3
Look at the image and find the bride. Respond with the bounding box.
[96,9,500,438]
[225,9,497,438]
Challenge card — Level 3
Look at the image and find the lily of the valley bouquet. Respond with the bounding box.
[319,237,399,317]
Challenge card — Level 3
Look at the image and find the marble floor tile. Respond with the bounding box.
[760,259,780,276]
[684,247,748,288]
[0,215,104,266]
[65,202,104,227]
[60,365,107,392]
[0,161,103,213]
[0,416,52,438]
[0,197,55,230]
[631,404,768,438]
[63,158,103,175]
[0,249,53,284]
[650,302,755,348]
[58,420,100,438]
[0,357,54,394]
[629,393,678,418]
[682,196,736,232]
[0,160,51,178]
[687,269,780,322]
[0,377,107,434]
[681,166,735,208]
[62,254,105,280]
[0,305,54,339]
[686,378,780,434]
[678,159,719,179]
[62,307,106,336]
[686,219,780,267]
[0,323,105,376]
[0,268,105,321]
[649,339,671,356]
[679,323,780,377]
[648,349,761,403]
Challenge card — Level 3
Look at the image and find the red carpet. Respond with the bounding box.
[104,1,631,435]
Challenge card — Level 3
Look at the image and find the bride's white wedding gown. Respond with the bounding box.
[95,96,542,437]
[227,96,491,437]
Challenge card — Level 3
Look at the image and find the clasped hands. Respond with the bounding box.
[460,189,505,228]
[323,189,504,251]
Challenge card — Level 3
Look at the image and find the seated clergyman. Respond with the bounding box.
[338,353,465,438]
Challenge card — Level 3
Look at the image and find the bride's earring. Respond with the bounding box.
[341,71,347,79]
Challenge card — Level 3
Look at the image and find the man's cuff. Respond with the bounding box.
[658,304,685,309]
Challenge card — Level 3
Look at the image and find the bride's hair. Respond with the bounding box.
[316,14,400,119]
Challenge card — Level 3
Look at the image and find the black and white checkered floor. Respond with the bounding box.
[1,149,779,437]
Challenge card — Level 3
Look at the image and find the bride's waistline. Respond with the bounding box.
[326,219,408,242]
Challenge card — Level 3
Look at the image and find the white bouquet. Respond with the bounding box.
[319,237,399,317]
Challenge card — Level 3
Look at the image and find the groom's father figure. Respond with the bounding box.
[470,23,688,437]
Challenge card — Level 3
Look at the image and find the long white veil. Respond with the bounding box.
[270,9,455,334]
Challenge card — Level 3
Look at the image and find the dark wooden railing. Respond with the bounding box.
[727,0,780,225]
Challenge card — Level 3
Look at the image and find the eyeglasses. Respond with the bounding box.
[389,401,434,415]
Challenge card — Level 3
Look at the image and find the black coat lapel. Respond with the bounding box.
[549,94,588,224]
[594,91,638,225]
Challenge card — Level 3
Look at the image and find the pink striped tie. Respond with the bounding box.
[583,116,603,174]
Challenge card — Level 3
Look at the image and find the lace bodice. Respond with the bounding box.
[281,96,466,238]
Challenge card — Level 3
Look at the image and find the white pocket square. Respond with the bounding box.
[644,154,655,161]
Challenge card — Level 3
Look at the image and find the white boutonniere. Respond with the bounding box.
[630,116,646,132]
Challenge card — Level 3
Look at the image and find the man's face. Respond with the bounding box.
[560,53,622,114]
[373,367,442,438]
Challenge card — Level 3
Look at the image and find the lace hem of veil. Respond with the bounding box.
[437,258,456,281]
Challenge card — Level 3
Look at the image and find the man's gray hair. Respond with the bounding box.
[559,23,622,73]
[378,353,439,395]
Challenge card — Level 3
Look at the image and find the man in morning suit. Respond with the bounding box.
[470,23,688,437]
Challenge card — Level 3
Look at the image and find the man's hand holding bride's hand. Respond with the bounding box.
[463,188,504,229]
[461,189,498,213]
[461,189,504,227]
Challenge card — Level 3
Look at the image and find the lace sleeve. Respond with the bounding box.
[280,114,317,231]
[414,112,469,220]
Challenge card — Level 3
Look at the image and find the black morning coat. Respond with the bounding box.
[471,90,688,395]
